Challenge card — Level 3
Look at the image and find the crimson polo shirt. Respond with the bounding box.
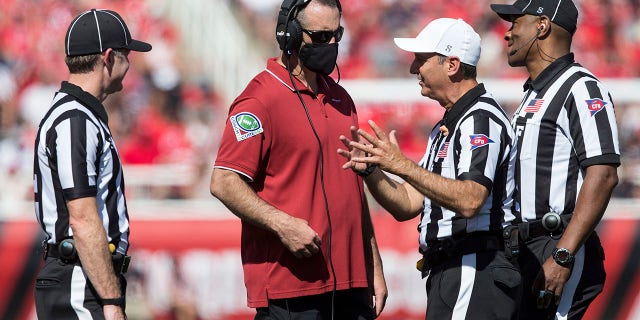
[214,58,370,307]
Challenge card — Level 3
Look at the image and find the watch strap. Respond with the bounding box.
[101,296,125,307]
[356,164,378,177]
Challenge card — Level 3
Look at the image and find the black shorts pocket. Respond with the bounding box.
[491,265,521,289]
[35,278,61,288]
[490,265,522,319]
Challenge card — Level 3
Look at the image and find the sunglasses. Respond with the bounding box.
[300,25,344,44]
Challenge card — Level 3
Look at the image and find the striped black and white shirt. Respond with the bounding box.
[33,81,130,254]
[418,84,517,251]
[512,54,620,222]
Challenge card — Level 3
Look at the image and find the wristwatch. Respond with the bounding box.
[356,164,378,177]
[552,248,575,268]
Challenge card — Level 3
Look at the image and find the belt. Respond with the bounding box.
[421,231,503,272]
[518,214,573,240]
[45,244,131,275]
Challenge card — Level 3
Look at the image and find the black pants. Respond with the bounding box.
[255,288,374,320]
[34,257,127,320]
[518,232,606,320]
[425,249,521,320]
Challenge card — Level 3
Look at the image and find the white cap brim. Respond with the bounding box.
[393,37,435,53]
[393,18,481,66]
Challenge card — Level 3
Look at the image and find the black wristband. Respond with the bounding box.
[356,164,378,177]
[101,296,125,307]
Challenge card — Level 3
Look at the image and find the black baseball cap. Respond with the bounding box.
[65,9,152,56]
[490,0,579,34]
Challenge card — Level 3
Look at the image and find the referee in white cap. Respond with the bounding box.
[340,18,521,319]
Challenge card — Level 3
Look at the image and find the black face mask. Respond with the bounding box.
[299,43,338,75]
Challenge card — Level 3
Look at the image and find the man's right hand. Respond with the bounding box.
[276,215,322,258]
[103,305,126,320]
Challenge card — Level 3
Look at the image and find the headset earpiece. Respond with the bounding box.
[285,19,303,52]
[275,0,342,52]
[276,0,309,52]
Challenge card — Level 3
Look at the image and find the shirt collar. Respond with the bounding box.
[266,58,309,92]
[442,83,486,128]
[523,53,575,92]
[59,81,109,123]
[265,57,332,96]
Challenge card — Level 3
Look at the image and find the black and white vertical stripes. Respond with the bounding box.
[512,56,620,222]
[417,85,517,250]
[33,82,130,254]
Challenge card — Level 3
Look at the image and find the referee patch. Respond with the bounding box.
[469,134,494,150]
[586,98,607,117]
[231,112,264,141]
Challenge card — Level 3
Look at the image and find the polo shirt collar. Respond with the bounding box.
[442,83,486,128]
[59,81,109,123]
[265,57,316,95]
[523,53,575,92]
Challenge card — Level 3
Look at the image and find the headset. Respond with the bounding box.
[509,24,545,57]
[275,1,343,319]
[275,0,342,53]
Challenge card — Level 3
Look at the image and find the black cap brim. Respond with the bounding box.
[490,4,524,21]
[126,39,152,52]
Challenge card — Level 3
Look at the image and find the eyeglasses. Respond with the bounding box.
[300,25,344,44]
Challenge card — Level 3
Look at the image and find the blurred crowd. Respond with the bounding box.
[0,0,226,203]
[235,0,640,78]
[0,0,639,206]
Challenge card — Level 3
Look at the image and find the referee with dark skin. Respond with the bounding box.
[491,0,620,319]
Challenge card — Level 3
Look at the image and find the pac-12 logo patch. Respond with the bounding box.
[231,112,263,141]
[469,134,494,150]
[586,98,607,117]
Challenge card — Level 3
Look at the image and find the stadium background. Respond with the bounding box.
[0,0,638,319]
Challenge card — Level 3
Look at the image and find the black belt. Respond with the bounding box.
[45,244,131,275]
[422,231,503,272]
[518,214,572,240]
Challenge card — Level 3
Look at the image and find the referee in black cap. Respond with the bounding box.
[33,9,151,320]
[490,0,620,319]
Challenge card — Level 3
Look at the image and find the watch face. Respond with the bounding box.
[553,248,574,266]
[555,250,570,262]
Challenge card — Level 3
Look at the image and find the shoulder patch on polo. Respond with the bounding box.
[231,112,263,141]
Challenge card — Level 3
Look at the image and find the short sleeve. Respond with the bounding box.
[565,79,620,168]
[456,110,509,191]
[214,97,271,181]
[50,112,100,200]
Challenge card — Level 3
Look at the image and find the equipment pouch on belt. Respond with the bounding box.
[112,253,131,275]
[542,211,563,233]
[502,225,520,260]
[58,238,78,262]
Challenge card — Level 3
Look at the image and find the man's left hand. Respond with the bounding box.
[532,257,572,309]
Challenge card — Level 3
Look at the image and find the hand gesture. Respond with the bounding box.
[340,120,411,175]
[338,125,370,174]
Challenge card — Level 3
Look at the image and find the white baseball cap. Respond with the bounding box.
[394,18,481,67]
